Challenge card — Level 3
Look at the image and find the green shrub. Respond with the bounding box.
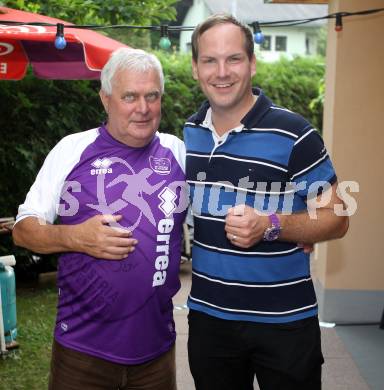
[254,56,325,130]
[156,50,205,138]
[0,73,104,221]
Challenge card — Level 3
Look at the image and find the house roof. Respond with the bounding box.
[204,0,328,26]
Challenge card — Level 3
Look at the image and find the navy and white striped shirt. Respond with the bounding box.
[184,88,336,323]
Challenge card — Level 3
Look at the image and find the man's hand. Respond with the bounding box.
[70,214,138,260]
[298,243,315,253]
[224,205,269,248]
[225,206,315,252]
[13,214,138,260]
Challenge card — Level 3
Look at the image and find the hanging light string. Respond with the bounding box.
[1,7,383,30]
[1,7,383,48]
[159,25,171,50]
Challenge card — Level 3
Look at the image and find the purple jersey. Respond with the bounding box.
[16,125,186,364]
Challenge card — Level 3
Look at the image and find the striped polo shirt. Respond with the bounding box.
[183,88,336,323]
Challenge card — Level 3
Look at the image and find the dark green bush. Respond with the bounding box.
[156,50,205,138]
[0,73,104,220]
[253,56,325,130]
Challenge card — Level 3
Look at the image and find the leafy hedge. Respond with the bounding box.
[0,76,104,221]
[156,51,205,138]
[0,54,324,254]
[254,56,325,130]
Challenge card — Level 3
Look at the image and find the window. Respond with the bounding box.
[260,35,271,51]
[275,36,287,52]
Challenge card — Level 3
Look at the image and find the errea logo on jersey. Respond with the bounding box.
[153,187,177,287]
[90,158,113,175]
[158,187,177,217]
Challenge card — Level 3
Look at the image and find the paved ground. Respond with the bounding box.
[335,325,384,390]
[173,261,373,390]
[173,261,194,389]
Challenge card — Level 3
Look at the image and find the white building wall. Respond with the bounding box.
[180,0,211,52]
[305,32,318,56]
[255,27,308,62]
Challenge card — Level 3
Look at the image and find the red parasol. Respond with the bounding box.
[0,6,128,80]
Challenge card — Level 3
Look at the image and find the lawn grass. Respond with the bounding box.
[0,284,57,389]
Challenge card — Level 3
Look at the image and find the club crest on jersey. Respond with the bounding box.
[149,156,171,175]
[90,158,113,175]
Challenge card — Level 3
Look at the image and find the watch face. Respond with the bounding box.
[264,227,280,241]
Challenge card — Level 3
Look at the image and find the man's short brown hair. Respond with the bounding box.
[191,14,255,61]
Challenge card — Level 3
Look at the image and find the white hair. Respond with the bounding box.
[100,48,164,95]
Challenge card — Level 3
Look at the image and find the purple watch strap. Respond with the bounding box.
[269,213,280,228]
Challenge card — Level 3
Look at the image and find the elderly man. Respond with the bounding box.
[184,14,349,390]
[13,48,186,390]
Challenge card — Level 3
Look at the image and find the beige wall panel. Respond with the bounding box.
[317,0,384,292]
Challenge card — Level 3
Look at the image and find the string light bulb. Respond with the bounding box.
[159,25,171,50]
[335,13,343,32]
[55,23,67,50]
[252,22,264,44]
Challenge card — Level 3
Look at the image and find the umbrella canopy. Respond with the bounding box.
[0,6,128,80]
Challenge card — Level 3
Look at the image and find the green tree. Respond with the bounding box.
[2,0,179,48]
[2,0,178,25]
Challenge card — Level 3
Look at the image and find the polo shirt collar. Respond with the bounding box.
[242,88,273,129]
[193,87,273,129]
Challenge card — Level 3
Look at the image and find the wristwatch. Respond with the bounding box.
[263,213,281,242]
